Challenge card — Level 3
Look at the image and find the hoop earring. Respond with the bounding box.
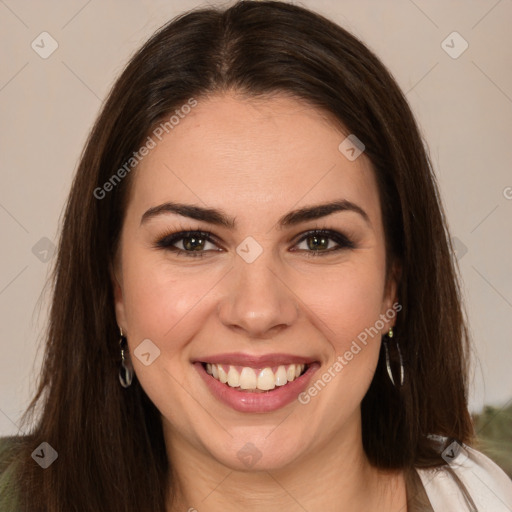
[118,327,134,388]
[383,327,404,387]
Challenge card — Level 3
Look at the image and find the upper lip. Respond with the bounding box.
[194,352,317,367]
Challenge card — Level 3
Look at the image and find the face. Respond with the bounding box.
[113,92,398,471]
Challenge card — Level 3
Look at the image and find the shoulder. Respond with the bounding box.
[0,436,24,512]
[0,435,19,453]
[0,435,20,473]
[416,442,512,511]
[0,435,23,468]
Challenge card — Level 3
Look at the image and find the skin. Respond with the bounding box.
[113,92,405,511]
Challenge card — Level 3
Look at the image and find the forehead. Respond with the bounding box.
[128,92,381,228]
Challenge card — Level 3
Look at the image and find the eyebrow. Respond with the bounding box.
[140,199,371,229]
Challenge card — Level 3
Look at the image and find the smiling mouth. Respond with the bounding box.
[201,362,309,393]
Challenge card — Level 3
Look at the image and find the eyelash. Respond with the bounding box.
[154,228,356,258]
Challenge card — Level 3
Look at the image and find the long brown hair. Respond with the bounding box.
[5,1,474,510]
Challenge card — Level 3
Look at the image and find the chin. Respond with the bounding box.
[207,429,309,472]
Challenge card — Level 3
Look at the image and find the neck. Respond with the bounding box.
[164,412,406,512]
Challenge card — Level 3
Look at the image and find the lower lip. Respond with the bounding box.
[194,362,320,413]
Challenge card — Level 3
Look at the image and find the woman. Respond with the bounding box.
[1,1,511,510]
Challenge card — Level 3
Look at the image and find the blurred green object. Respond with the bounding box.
[472,402,512,479]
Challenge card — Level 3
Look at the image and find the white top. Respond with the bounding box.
[416,444,512,511]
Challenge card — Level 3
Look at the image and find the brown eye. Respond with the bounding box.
[181,235,207,251]
[293,229,355,256]
[155,230,221,257]
[304,234,332,251]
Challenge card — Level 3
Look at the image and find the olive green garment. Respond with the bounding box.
[0,436,21,511]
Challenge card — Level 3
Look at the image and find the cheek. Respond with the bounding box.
[289,259,387,436]
[119,250,221,423]
[298,259,386,352]
[120,248,218,352]
[123,244,232,372]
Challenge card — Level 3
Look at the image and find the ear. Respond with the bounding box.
[109,254,127,332]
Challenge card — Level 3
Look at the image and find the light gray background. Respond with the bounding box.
[1,0,511,436]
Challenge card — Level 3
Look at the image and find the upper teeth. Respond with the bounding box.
[205,363,306,391]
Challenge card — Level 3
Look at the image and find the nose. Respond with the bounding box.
[217,254,299,339]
